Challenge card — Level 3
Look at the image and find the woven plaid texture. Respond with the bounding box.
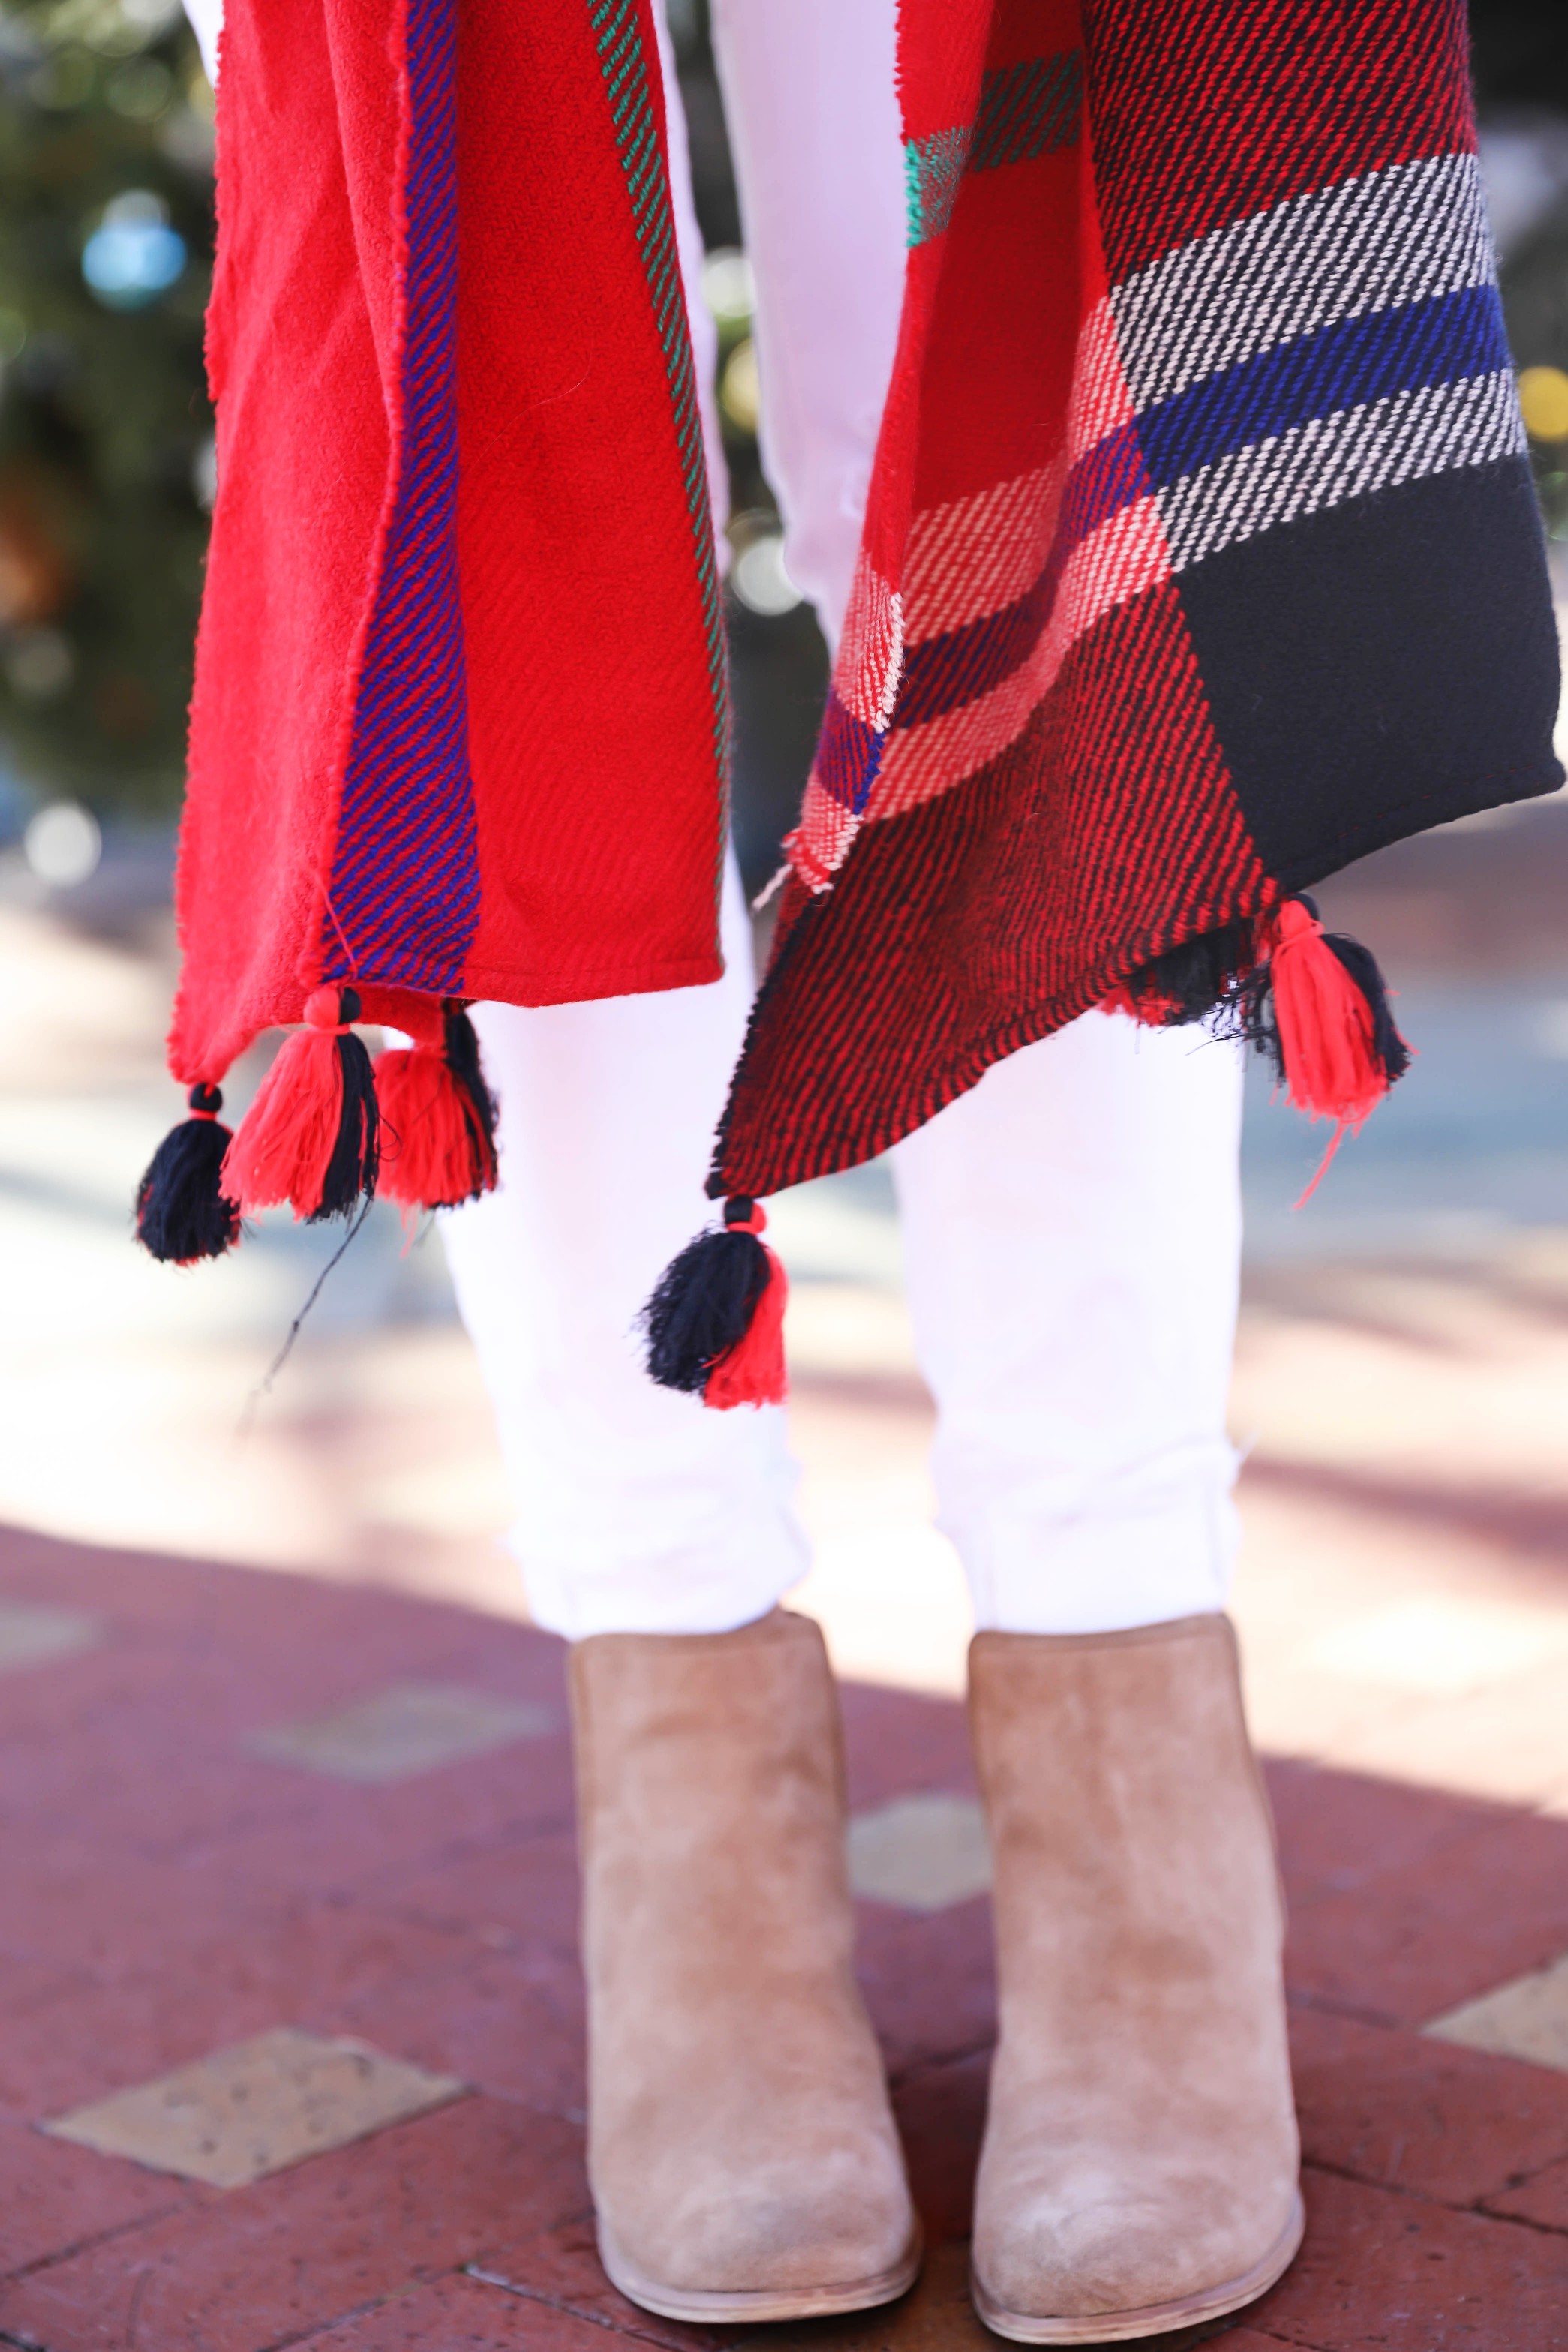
[325,0,477,997]
[714,0,1560,1198]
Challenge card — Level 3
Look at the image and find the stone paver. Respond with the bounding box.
[246,1681,557,1784]
[1289,2003,1568,2208]
[1284,1804,1568,2026]
[854,1894,996,2078]
[1486,2151,1568,2234]
[1247,2164,1568,2349]
[0,2112,193,2284]
[0,2095,584,2345]
[299,2271,624,2348]
[41,2028,466,2188]
[847,1794,992,1911]
[1428,1951,1568,2075]
[0,1598,101,1673]
[469,2218,732,2352]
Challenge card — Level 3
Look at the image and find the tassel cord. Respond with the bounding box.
[234,1192,374,1443]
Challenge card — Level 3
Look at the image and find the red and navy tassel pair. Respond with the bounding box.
[1107,891,1410,1199]
[135,989,498,1266]
[641,1197,788,1412]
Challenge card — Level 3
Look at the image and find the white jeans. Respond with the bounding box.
[440,0,1245,1643]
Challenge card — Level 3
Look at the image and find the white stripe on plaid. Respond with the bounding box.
[900,299,1130,647]
[788,786,861,893]
[1111,153,1494,413]
[837,553,904,730]
[791,157,1517,891]
[1158,365,1525,572]
[875,494,1171,821]
[902,462,1064,640]
[1068,297,1134,457]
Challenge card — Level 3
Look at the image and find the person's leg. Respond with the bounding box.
[441,856,807,1639]
[443,9,915,2322]
[444,0,907,1641]
[710,0,906,654]
[888,1008,1245,1637]
[891,1016,1300,2336]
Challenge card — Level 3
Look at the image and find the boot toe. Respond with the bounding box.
[612,2137,917,2300]
[974,2167,1302,2329]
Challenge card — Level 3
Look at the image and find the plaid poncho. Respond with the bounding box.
[719,0,1563,1197]
[145,0,1560,1277]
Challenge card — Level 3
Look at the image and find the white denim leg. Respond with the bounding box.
[653,0,731,553]
[710,0,905,651]
[180,0,221,87]
[441,856,809,1639]
[890,1014,1245,1636]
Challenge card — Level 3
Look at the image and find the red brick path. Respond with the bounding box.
[1,1527,1565,2350]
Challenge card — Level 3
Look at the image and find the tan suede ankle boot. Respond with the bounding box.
[569,1608,921,2323]
[967,1614,1302,2344]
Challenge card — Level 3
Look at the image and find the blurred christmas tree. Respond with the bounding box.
[0,0,212,822]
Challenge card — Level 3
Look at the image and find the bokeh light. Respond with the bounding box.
[731,533,801,617]
[6,629,74,702]
[701,246,755,327]
[23,799,101,886]
[191,435,217,511]
[1518,364,1568,443]
[82,190,187,310]
[720,337,761,434]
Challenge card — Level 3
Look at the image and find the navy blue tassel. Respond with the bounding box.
[135,1083,241,1263]
[312,987,380,1222]
[643,1197,775,1396]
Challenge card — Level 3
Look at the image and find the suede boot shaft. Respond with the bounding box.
[570,1608,918,2321]
[969,1613,1302,2342]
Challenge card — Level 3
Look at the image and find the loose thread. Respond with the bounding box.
[234,1194,374,1444]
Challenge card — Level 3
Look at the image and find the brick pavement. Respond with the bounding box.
[2,1524,1565,2351]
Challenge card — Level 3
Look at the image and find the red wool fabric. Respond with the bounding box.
[170,0,726,1089]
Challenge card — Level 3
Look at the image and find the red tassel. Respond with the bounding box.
[374,1008,498,1212]
[1267,898,1401,1201]
[222,986,379,1220]
[704,1211,789,1410]
[1099,901,1408,1203]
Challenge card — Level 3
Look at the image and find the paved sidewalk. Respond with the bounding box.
[1,1521,1566,2351]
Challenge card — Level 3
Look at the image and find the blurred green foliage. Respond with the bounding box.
[0,0,212,818]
